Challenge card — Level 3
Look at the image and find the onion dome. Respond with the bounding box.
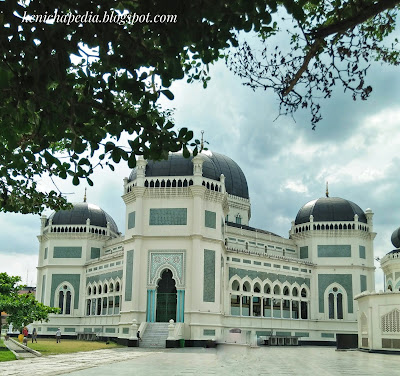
[295,197,367,225]
[46,202,118,233]
[128,151,249,199]
[391,227,400,249]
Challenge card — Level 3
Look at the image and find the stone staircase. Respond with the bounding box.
[140,323,170,348]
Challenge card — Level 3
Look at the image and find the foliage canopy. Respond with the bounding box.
[1,0,399,214]
[0,273,59,330]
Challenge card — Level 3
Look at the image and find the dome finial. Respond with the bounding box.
[83,187,87,203]
[326,181,329,198]
[200,130,204,151]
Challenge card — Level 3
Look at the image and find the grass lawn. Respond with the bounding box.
[29,338,123,355]
[0,339,17,362]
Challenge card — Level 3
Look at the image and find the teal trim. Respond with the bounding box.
[105,328,115,333]
[301,269,308,273]
[86,270,123,285]
[47,327,58,332]
[232,258,240,262]
[276,331,291,336]
[123,328,129,334]
[177,289,185,322]
[286,249,295,253]
[205,210,216,229]
[321,333,335,338]
[300,246,308,259]
[254,261,261,265]
[41,275,46,304]
[177,290,180,322]
[292,267,299,271]
[84,328,92,333]
[54,246,82,258]
[264,263,271,267]
[243,259,251,264]
[147,289,156,322]
[318,274,353,313]
[273,264,281,268]
[256,331,272,336]
[283,266,290,270]
[125,250,134,301]
[360,275,367,292]
[204,329,215,336]
[128,211,136,229]
[50,274,80,309]
[90,247,100,259]
[359,245,366,259]
[94,328,102,333]
[182,291,185,322]
[44,247,48,260]
[64,328,75,333]
[149,208,187,225]
[146,290,150,322]
[203,250,215,302]
[318,245,351,257]
[228,267,310,288]
[152,289,156,322]
[295,332,309,337]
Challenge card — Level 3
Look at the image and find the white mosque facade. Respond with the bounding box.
[35,151,379,347]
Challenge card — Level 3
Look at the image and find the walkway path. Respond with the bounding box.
[3,338,37,359]
[1,346,399,376]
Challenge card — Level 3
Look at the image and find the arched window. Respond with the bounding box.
[109,283,114,293]
[87,287,91,295]
[273,285,280,295]
[283,286,289,296]
[98,285,102,294]
[292,287,298,297]
[56,284,73,315]
[327,286,345,320]
[243,281,250,292]
[93,286,97,295]
[116,282,120,292]
[264,283,271,294]
[104,284,108,294]
[231,280,240,291]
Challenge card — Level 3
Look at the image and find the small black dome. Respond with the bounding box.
[46,202,119,233]
[295,197,367,225]
[128,151,249,199]
[391,227,400,248]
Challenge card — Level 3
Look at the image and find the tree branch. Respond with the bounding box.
[311,0,400,39]
[283,38,323,96]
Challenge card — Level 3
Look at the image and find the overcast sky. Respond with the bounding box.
[1,30,399,291]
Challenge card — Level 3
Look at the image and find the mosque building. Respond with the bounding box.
[35,150,378,347]
[355,226,400,352]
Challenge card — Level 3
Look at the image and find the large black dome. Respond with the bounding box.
[46,202,119,233]
[391,227,400,249]
[295,197,367,225]
[128,151,249,199]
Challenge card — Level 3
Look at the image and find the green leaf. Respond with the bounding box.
[161,90,174,100]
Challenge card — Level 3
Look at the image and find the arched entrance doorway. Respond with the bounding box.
[156,269,177,322]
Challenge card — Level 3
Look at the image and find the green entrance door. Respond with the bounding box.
[156,269,177,322]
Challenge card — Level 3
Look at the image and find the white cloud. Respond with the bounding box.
[0,253,38,287]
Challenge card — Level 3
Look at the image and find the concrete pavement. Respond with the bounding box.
[0,345,399,376]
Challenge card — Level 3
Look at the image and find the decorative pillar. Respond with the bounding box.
[167,319,175,340]
[130,319,138,339]
[135,157,148,187]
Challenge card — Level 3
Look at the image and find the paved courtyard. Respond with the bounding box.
[1,345,399,376]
